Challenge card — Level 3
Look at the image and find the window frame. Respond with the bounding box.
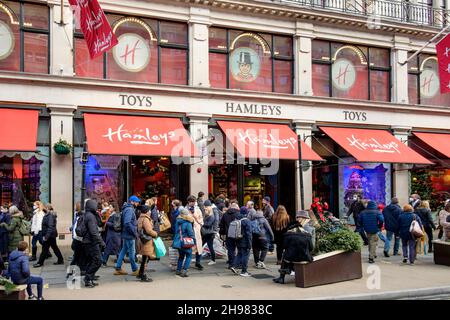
[209,28,295,94]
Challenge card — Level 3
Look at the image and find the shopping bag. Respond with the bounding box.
[168,247,179,271]
[202,234,227,258]
[154,237,167,258]
[158,212,171,232]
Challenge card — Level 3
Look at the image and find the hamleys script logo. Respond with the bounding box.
[420,69,439,98]
[113,33,150,72]
[346,134,401,154]
[102,124,176,145]
[237,130,297,150]
[332,58,356,91]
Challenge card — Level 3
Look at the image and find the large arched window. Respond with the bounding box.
[0,1,49,73]
[312,40,390,101]
[209,28,293,93]
[74,14,188,85]
[408,54,450,106]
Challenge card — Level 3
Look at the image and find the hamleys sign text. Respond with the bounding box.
[346,134,401,154]
[237,130,297,150]
[102,124,176,145]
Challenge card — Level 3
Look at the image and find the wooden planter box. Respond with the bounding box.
[0,285,27,300]
[294,250,362,288]
[433,240,450,267]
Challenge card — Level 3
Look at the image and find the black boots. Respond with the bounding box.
[273,275,285,284]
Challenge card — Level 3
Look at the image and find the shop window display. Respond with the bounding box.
[209,28,293,93]
[0,1,49,73]
[209,165,238,200]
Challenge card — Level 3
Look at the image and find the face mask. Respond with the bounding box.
[409,198,414,203]
[33,205,38,210]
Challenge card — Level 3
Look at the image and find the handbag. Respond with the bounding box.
[179,226,195,249]
[410,215,424,238]
[139,227,153,243]
[158,212,171,232]
[154,236,167,258]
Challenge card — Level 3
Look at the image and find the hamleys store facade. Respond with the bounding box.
[0,0,449,241]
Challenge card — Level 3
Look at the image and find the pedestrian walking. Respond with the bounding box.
[114,196,140,276]
[201,200,219,265]
[409,194,421,209]
[33,204,64,267]
[0,204,11,260]
[146,197,160,234]
[348,195,369,245]
[250,209,274,269]
[438,202,450,241]
[271,205,291,265]
[398,204,423,264]
[172,208,195,277]
[382,197,402,257]
[187,195,204,270]
[102,206,121,266]
[171,199,183,234]
[30,201,45,262]
[0,205,25,254]
[136,205,158,282]
[262,196,275,254]
[6,241,44,300]
[415,200,436,252]
[68,202,86,277]
[219,203,240,269]
[359,200,384,263]
[230,207,252,277]
[197,191,206,217]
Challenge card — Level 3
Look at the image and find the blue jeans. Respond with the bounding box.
[377,231,386,243]
[384,231,400,254]
[402,238,417,263]
[226,238,237,266]
[177,248,192,272]
[233,247,250,273]
[26,276,43,298]
[115,239,138,272]
[31,231,43,257]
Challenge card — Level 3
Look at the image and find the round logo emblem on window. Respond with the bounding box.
[230,47,261,83]
[332,58,357,91]
[420,69,439,98]
[0,21,15,61]
[113,33,150,72]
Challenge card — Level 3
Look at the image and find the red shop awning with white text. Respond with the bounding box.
[0,108,39,152]
[413,132,450,158]
[84,113,198,157]
[320,126,432,164]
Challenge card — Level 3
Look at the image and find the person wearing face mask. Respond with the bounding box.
[30,201,45,262]
[409,194,421,210]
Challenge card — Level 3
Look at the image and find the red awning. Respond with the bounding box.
[217,121,323,161]
[84,113,198,157]
[320,126,432,164]
[413,132,450,158]
[0,108,39,152]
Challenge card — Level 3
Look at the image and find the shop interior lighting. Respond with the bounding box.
[321,56,330,60]
[113,17,157,41]
[332,45,367,65]
[217,45,226,49]
[230,32,271,54]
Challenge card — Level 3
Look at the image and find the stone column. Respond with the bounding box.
[294,22,314,96]
[48,104,77,244]
[392,36,410,104]
[294,120,315,212]
[188,113,211,197]
[50,3,74,76]
[392,126,412,206]
[189,7,211,88]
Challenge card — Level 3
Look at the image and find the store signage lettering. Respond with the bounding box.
[346,135,401,154]
[343,111,367,122]
[102,124,175,145]
[237,130,296,150]
[226,102,282,116]
[119,94,152,107]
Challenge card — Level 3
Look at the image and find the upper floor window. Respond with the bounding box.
[74,15,188,85]
[0,1,49,73]
[408,54,450,106]
[209,28,293,94]
[312,40,391,102]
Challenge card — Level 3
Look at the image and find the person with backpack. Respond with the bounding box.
[229,207,253,277]
[30,201,45,262]
[398,204,423,265]
[172,208,195,278]
[250,209,274,269]
[114,196,140,277]
[0,204,11,259]
[219,203,241,269]
[201,200,219,265]
[359,200,384,264]
[102,206,122,267]
[0,206,27,254]
[186,195,204,270]
[33,204,64,267]
[136,205,158,282]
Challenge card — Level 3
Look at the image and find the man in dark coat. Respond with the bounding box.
[33,207,64,267]
[359,201,384,264]
[219,204,240,269]
[382,197,402,257]
[348,195,369,245]
[82,199,105,288]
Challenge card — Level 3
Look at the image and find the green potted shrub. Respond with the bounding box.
[0,276,17,296]
[53,138,72,155]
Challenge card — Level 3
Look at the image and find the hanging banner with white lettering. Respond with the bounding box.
[69,0,118,59]
[436,32,450,94]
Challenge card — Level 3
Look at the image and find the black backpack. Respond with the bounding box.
[113,212,123,232]
[75,214,88,238]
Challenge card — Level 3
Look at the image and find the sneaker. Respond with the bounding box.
[113,269,128,276]
[208,261,216,266]
[195,263,204,270]
[175,270,181,276]
[290,271,295,276]
[410,261,415,265]
[84,281,96,288]
[383,251,390,258]
[28,294,37,300]
[32,263,43,268]
[180,270,189,278]
[402,258,408,264]
[140,274,153,282]
[368,259,375,264]
[101,263,107,268]
[37,297,45,301]
[239,272,251,277]
[230,267,239,275]
[258,261,266,269]
[131,270,140,277]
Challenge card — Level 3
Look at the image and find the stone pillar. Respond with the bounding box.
[188,7,211,88]
[188,113,211,197]
[50,3,74,76]
[294,120,315,212]
[392,36,410,104]
[294,22,314,96]
[392,126,412,206]
[48,105,76,243]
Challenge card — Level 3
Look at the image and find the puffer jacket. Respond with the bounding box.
[359,202,384,234]
[249,210,274,241]
[415,208,435,229]
[201,207,219,235]
[82,200,105,246]
[282,223,314,263]
[7,250,30,285]
[382,204,402,233]
[398,212,423,241]
[219,208,240,236]
[1,212,25,252]
[172,214,195,250]
[121,202,137,240]
[42,211,58,240]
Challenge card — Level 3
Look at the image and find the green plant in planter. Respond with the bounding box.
[0,276,17,295]
[315,219,363,254]
[53,138,72,155]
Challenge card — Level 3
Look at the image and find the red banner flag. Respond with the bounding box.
[436,32,450,94]
[69,0,118,59]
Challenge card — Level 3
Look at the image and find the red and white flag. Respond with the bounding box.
[436,32,450,94]
[69,0,118,59]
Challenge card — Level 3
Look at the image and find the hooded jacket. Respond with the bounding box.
[219,208,240,236]
[172,214,195,250]
[1,211,25,252]
[382,203,402,233]
[235,213,252,248]
[359,201,384,234]
[42,210,58,240]
[121,202,138,240]
[249,210,274,242]
[282,223,314,263]
[7,250,30,285]
[398,212,423,240]
[82,200,105,246]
